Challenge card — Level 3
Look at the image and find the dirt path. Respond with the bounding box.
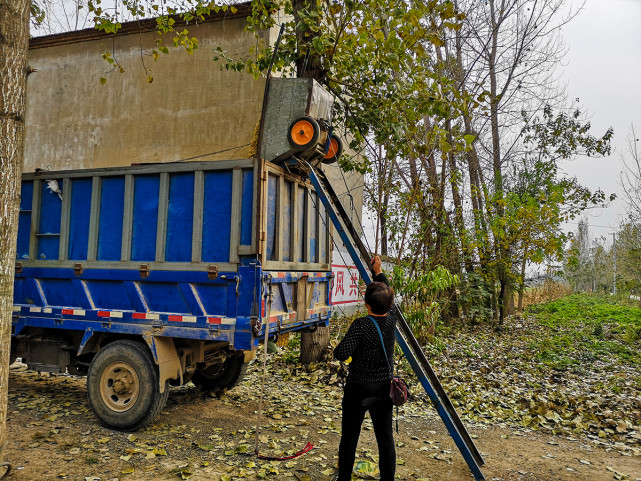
[4,362,640,481]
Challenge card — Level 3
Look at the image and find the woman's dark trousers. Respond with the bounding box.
[337,381,395,481]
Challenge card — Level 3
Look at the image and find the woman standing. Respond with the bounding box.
[333,256,397,481]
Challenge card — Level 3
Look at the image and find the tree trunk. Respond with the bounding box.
[488,0,508,323]
[517,250,528,311]
[507,287,515,316]
[299,325,330,364]
[294,0,329,362]
[380,186,390,257]
[445,120,473,273]
[292,0,325,80]
[0,0,30,463]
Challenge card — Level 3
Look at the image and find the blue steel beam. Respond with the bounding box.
[306,164,485,481]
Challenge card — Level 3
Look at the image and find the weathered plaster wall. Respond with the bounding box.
[23,14,364,240]
[24,16,267,172]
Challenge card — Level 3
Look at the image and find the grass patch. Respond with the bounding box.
[525,293,641,370]
[529,293,641,327]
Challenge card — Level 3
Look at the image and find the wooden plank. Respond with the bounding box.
[192,170,204,263]
[264,260,331,272]
[326,209,333,264]
[155,172,169,263]
[305,187,312,263]
[292,184,299,263]
[276,175,285,261]
[314,191,321,264]
[29,179,41,260]
[229,168,242,264]
[21,159,256,180]
[87,177,101,261]
[58,178,71,261]
[250,162,259,253]
[287,179,296,262]
[121,174,134,262]
[257,161,268,263]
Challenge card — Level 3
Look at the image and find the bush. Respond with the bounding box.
[390,264,459,344]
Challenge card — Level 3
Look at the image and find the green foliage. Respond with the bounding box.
[491,106,615,302]
[30,1,46,27]
[624,324,641,343]
[239,0,470,165]
[457,272,494,324]
[521,105,613,160]
[391,264,458,344]
[614,222,641,296]
[87,0,232,73]
[532,293,641,327]
[526,293,641,370]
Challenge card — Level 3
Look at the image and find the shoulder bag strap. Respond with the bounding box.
[366,315,393,374]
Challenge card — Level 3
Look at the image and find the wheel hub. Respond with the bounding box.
[99,361,140,412]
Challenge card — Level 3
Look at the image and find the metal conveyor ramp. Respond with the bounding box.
[302,161,485,481]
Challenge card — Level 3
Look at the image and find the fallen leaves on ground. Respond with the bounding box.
[423,317,640,456]
[6,312,641,479]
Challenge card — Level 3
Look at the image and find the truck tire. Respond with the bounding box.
[192,355,247,395]
[87,340,169,431]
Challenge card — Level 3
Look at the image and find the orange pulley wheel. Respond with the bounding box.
[287,116,320,151]
[322,134,343,164]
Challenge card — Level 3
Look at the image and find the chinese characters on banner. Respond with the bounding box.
[331,263,362,305]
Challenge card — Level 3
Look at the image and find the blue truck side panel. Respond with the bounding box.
[166,173,195,262]
[98,176,125,261]
[296,187,305,262]
[17,181,33,260]
[13,160,333,361]
[132,175,159,262]
[203,171,232,262]
[310,191,317,263]
[69,178,93,260]
[240,170,254,246]
[282,182,292,262]
[38,180,62,260]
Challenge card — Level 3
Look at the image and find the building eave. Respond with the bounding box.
[29,3,253,50]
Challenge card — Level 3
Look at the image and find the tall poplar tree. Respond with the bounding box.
[0,0,30,466]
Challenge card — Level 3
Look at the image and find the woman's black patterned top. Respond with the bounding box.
[333,273,396,385]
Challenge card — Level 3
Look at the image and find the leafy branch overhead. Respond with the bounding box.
[81,0,469,161]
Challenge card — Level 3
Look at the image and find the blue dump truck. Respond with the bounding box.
[11,158,333,430]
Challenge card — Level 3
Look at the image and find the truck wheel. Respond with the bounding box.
[192,355,247,394]
[87,340,169,431]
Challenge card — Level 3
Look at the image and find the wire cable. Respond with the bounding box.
[172,144,251,163]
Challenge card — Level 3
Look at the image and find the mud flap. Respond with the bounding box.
[143,335,181,393]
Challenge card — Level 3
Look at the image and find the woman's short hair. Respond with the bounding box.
[364,282,394,315]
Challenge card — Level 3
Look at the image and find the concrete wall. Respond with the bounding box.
[25,13,267,172]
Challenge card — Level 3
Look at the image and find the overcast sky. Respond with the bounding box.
[559,0,641,239]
